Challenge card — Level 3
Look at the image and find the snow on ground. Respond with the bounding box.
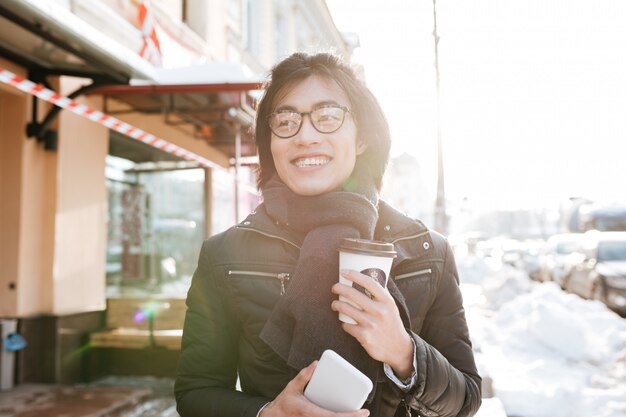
[458,254,626,417]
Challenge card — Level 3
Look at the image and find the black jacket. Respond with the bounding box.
[175,201,481,417]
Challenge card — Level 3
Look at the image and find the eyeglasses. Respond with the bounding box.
[267,105,352,139]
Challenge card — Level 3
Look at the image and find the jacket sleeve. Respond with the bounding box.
[175,239,270,417]
[406,235,482,417]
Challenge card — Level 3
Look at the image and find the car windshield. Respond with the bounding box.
[597,240,626,261]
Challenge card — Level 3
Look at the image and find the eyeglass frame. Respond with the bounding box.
[266,104,353,139]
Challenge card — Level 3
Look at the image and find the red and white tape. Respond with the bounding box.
[0,67,223,171]
[138,1,162,66]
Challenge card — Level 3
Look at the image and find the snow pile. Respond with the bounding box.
[476,397,508,417]
[458,255,626,417]
[456,255,500,285]
[457,254,537,309]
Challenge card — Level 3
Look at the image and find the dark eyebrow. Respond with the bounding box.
[274,100,343,113]
[313,100,342,108]
[274,105,298,112]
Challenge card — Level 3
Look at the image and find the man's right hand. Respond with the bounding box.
[260,361,370,417]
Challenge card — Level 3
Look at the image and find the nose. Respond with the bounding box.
[292,114,320,146]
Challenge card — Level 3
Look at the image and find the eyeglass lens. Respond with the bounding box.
[269,106,347,138]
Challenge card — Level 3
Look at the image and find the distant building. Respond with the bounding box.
[382,152,432,223]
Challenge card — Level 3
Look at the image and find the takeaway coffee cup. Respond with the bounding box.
[338,238,397,324]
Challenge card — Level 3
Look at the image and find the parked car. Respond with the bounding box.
[564,231,626,316]
[579,204,626,232]
[517,240,546,281]
[539,233,584,287]
[476,237,524,267]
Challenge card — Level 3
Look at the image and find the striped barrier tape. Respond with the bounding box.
[138,1,162,66]
[0,67,224,171]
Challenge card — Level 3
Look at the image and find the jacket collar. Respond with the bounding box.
[237,203,304,248]
[236,199,428,248]
[374,200,428,243]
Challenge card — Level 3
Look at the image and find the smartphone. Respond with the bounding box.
[303,349,373,412]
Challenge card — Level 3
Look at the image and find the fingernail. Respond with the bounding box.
[340,269,349,276]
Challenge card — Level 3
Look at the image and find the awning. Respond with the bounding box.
[0,0,264,162]
[89,64,264,160]
[0,67,225,171]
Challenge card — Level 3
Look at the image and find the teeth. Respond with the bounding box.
[294,157,330,168]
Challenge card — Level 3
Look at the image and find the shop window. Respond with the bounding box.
[105,155,205,297]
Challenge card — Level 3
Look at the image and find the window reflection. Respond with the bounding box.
[105,156,205,297]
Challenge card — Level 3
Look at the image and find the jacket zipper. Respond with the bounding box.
[390,230,429,245]
[395,268,432,281]
[228,270,291,295]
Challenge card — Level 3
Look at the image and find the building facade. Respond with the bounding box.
[0,0,349,385]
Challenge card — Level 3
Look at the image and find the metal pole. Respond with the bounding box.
[234,126,241,223]
[204,168,212,239]
[432,0,447,234]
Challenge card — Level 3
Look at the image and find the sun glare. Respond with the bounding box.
[327,0,626,212]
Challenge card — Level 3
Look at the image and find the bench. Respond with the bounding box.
[90,297,186,350]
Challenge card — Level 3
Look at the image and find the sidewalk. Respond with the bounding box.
[0,377,176,417]
[0,376,505,417]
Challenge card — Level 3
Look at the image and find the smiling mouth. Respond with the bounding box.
[292,157,331,168]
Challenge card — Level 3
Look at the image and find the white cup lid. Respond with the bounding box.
[338,238,397,257]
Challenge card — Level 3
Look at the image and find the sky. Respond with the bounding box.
[326,0,626,211]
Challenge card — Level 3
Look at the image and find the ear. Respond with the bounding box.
[356,141,368,156]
